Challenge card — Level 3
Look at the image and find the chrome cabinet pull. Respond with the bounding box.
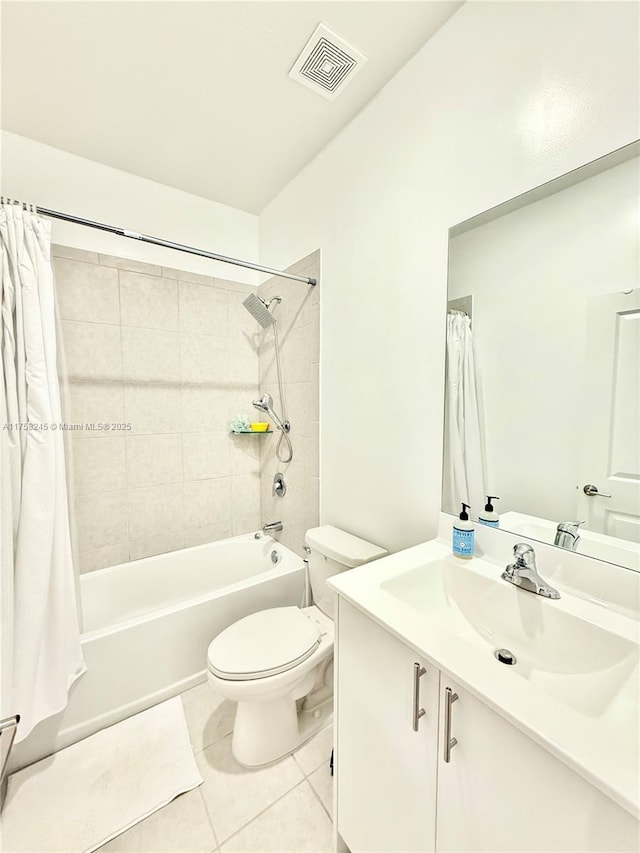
[412,663,427,731]
[444,687,459,762]
[583,484,612,498]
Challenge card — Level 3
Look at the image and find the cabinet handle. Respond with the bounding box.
[412,663,427,731]
[444,687,459,763]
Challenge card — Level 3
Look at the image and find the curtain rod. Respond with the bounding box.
[32,205,317,286]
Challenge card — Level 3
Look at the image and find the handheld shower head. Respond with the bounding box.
[252,393,287,433]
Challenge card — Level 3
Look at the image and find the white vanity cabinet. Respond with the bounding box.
[336,599,440,852]
[436,676,639,852]
[336,598,639,853]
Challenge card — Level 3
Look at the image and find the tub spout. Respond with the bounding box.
[262,521,283,533]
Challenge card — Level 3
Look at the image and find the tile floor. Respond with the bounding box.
[97,683,334,852]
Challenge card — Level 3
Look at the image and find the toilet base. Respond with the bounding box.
[232,693,333,767]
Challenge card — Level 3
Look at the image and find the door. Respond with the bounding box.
[436,677,639,852]
[578,289,640,543]
[336,598,439,852]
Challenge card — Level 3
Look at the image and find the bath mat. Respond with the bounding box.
[1,697,202,852]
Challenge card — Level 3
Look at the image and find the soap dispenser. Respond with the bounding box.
[453,503,474,559]
[479,495,500,528]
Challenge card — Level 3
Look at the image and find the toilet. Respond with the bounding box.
[206,525,387,766]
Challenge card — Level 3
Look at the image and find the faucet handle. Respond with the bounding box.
[556,521,584,535]
[512,542,536,567]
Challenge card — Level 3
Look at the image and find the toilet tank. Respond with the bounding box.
[304,525,387,618]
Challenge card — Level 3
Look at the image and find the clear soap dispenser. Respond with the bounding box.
[479,495,500,528]
[453,502,474,559]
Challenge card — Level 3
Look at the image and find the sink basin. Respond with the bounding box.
[381,557,638,717]
[500,511,640,572]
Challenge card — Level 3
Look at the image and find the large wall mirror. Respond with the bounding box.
[443,141,640,573]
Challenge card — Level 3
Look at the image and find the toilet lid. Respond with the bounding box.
[207,607,322,681]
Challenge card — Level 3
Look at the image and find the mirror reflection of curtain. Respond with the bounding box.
[442,310,488,518]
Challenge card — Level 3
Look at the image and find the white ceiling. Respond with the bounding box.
[1,1,462,213]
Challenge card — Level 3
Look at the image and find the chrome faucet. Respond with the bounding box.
[501,543,560,600]
[262,520,283,533]
[554,521,584,551]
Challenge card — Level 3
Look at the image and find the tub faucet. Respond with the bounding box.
[502,543,560,600]
[554,521,584,551]
[262,521,283,533]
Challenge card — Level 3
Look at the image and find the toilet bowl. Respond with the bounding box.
[207,526,386,766]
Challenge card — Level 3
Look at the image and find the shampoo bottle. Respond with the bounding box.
[452,503,474,559]
[479,495,500,528]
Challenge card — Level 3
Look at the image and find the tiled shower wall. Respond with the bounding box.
[258,251,320,556]
[53,245,262,572]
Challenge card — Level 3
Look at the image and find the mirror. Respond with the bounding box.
[443,141,640,572]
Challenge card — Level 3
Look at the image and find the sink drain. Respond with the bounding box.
[494,648,517,666]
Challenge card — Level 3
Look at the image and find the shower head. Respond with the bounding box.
[242,294,278,329]
[252,393,287,432]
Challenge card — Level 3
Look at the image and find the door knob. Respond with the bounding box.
[583,484,612,498]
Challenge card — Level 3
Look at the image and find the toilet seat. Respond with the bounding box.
[207,606,322,681]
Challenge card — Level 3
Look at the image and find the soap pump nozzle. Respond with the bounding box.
[484,495,500,512]
[459,502,470,521]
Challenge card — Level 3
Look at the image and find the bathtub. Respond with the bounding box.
[9,534,303,772]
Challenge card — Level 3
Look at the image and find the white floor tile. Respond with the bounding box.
[182,682,236,753]
[221,781,333,852]
[308,765,333,817]
[97,788,217,852]
[293,724,333,776]
[196,734,304,843]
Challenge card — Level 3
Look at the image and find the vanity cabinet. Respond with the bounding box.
[336,599,639,853]
[336,598,439,852]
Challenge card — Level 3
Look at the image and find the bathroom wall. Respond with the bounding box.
[53,245,262,572]
[1,130,259,283]
[448,155,639,524]
[259,0,640,553]
[258,251,320,557]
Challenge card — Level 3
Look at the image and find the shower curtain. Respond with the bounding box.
[0,201,85,744]
[442,310,488,519]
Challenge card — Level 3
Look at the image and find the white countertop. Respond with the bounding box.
[328,533,640,819]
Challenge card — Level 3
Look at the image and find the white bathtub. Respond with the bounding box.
[10,534,303,772]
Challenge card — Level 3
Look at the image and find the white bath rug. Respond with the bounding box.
[1,697,202,853]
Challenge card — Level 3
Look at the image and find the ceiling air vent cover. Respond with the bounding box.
[289,24,367,101]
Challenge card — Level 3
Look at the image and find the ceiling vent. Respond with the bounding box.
[289,24,367,101]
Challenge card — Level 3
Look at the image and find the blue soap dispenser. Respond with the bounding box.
[453,502,474,559]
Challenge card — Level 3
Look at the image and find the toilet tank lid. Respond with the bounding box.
[305,525,387,568]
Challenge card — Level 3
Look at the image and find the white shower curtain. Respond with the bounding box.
[442,310,488,519]
[0,201,85,744]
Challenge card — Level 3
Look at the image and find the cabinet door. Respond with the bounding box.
[436,677,639,852]
[336,598,439,853]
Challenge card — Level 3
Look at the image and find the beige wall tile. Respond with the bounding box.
[179,282,228,336]
[228,291,260,339]
[181,387,230,432]
[221,279,258,294]
[127,483,184,540]
[184,478,231,528]
[283,325,313,383]
[183,522,232,548]
[182,432,230,480]
[72,436,126,495]
[62,321,122,381]
[286,382,313,438]
[124,385,183,434]
[181,334,228,385]
[129,531,185,561]
[162,267,215,287]
[228,341,259,386]
[68,381,124,429]
[99,254,162,277]
[232,514,261,536]
[126,434,183,487]
[231,473,260,517]
[54,258,120,324]
[79,543,129,574]
[229,434,260,474]
[75,491,128,551]
[52,244,100,264]
[121,327,181,383]
[119,271,179,330]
